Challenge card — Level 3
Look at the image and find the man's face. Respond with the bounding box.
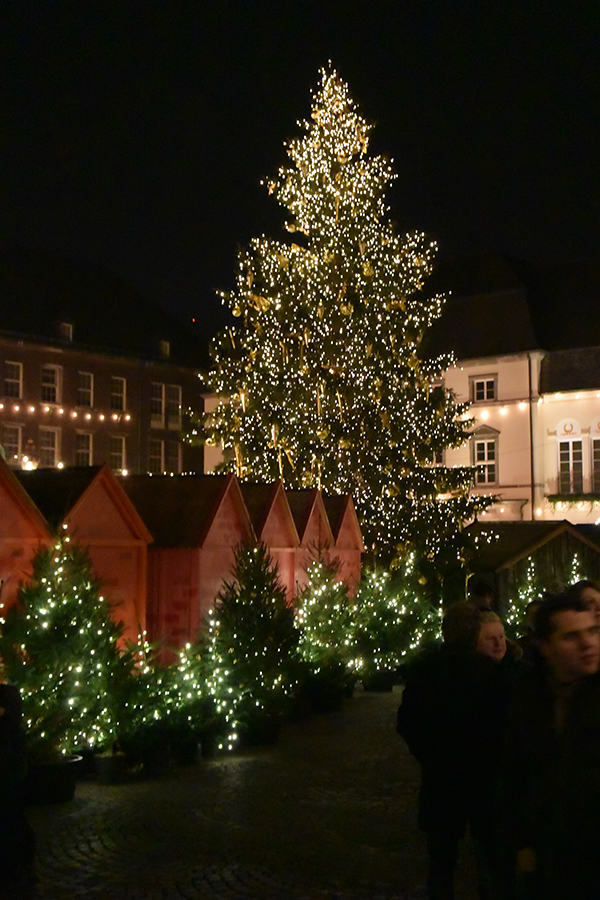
[539,610,600,682]
[476,621,507,661]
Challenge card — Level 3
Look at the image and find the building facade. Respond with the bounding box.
[0,245,205,475]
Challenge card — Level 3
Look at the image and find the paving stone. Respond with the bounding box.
[24,692,478,899]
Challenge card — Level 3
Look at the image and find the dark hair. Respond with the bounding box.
[533,593,589,641]
[442,603,481,649]
[567,580,600,601]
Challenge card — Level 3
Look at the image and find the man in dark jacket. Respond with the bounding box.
[397,604,507,900]
[502,593,600,899]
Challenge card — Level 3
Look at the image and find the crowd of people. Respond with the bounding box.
[397,580,600,900]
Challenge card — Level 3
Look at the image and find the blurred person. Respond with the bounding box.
[0,678,35,898]
[502,594,600,899]
[567,578,600,624]
[397,604,508,900]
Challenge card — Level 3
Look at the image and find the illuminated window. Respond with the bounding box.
[109,435,126,472]
[1,424,22,464]
[150,383,165,428]
[559,440,583,493]
[166,384,182,430]
[471,376,496,402]
[166,439,181,474]
[4,361,23,399]
[75,432,92,466]
[593,440,600,492]
[39,427,60,467]
[149,438,164,473]
[41,365,61,404]
[77,372,94,408]
[110,376,126,411]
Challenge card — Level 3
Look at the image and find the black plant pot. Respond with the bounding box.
[239,713,282,748]
[24,755,83,804]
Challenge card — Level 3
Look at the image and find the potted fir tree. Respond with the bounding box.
[0,534,129,801]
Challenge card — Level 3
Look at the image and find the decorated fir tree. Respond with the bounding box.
[295,555,357,673]
[0,534,129,758]
[203,542,298,750]
[200,66,491,569]
[354,564,441,684]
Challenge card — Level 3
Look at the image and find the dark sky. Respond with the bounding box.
[2,2,599,338]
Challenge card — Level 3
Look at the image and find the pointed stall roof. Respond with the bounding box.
[120,472,254,548]
[0,457,50,539]
[466,520,600,572]
[322,493,365,551]
[15,465,152,541]
[239,481,299,546]
[286,488,334,546]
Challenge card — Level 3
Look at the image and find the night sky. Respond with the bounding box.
[2,2,599,339]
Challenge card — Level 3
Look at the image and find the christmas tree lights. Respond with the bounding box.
[0,533,130,757]
[199,66,492,566]
[202,542,298,751]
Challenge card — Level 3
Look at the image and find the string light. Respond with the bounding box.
[196,65,492,566]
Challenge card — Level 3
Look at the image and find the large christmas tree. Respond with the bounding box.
[202,67,491,566]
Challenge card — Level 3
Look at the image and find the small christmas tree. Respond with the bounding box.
[294,555,358,709]
[0,533,129,758]
[203,541,298,750]
[354,564,441,685]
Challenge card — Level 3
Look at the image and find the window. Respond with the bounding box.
[110,376,126,411]
[559,440,583,494]
[166,440,181,474]
[1,424,21,464]
[434,447,445,466]
[166,384,182,429]
[60,322,73,341]
[39,427,60,467]
[471,377,496,402]
[109,435,126,472]
[593,440,600,493]
[77,372,93,407]
[41,365,61,404]
[149,438,164,473]
[150,382,165,428]
[474,438,497,485]
[4,361,22,399]
[158,340,170,359]
[75,432,92,466]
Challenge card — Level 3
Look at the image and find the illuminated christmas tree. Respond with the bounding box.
[201,66,491,568]
[0,534,129,757]
[203,542,298,750]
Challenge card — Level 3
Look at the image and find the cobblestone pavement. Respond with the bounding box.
[25,690,478,900]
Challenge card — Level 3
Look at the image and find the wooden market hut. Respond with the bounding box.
[16,464,152,644]
[120,472,254,650]
[0,456,51,612]
[239,480,299,602]
[285,488,335,593]
[322,493,365,593]
[466,520,600,612]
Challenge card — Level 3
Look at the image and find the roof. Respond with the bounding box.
[119,472,252,548]
[239,481,281,536]
[15,466,102,530]
[0,242,208,368]
[15,464,152,541]
[466,520,600,571]
[422,253,600,360]
[540,347,600,393]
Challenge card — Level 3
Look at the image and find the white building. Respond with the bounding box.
[426,255,600,526]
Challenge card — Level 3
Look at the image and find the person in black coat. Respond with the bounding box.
[501,593,600,900]
[397,603,518,900]
[0,681,36,898]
